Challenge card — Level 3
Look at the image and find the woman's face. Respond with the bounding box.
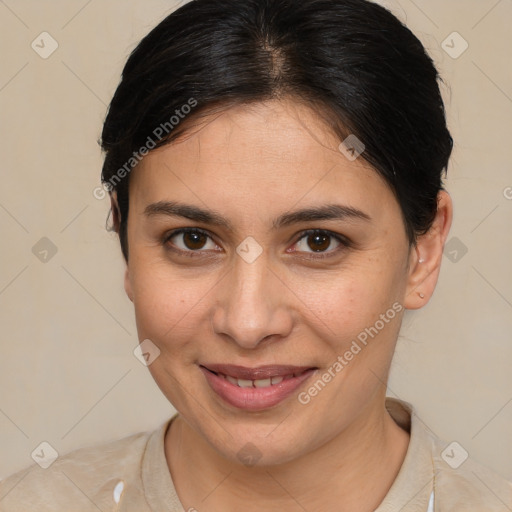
[123,99,418,465]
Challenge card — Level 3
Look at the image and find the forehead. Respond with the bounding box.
[128,100,398,223]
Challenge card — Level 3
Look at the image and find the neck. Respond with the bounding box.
[165,395,410,512]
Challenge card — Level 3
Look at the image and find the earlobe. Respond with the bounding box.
[404,190,453,310]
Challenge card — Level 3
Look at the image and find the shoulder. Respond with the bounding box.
[430,435,512,510]
[387,398,512,510]
[0,427,156,512]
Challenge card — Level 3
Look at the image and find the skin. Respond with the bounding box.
[111,99,452,511]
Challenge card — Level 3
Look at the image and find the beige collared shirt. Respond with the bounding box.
[1,398,511,511]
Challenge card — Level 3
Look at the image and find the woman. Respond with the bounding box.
[1,0,510,510]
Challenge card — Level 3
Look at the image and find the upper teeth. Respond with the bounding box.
[223,374,285,388]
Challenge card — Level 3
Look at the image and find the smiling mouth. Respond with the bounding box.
[202,367,312,388]
[199,364,317,410]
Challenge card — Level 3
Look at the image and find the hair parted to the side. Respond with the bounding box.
[100,0,453,262]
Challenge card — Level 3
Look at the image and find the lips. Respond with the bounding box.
[203,363,312,381]
[200,364,316,411]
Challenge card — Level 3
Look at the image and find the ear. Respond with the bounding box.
[404,190,453,310]
[124,266,134,303]
[110,192,121,234]
[110,192,134,303]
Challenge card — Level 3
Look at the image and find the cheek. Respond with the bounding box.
[128,260,218,350]
[297,266,406,380]
[127,234,408,352]
[296,260,403,329]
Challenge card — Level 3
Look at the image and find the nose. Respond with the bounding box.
[211,253,294,350]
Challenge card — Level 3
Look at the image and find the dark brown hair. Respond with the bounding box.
[100,0,453,261]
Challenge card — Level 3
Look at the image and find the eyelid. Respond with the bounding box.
[162,227,351,259]
[163,227,215,243]
[163,227,220,257]
[288,228,351,259]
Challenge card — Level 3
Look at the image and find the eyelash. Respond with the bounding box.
[162,228,351,260]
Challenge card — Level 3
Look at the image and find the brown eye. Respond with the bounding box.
[292,229,348,257]
[306,232,331,252]
[182,231,208,250]
[165,228,218,254]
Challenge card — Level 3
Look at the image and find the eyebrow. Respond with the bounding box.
[143,200,371,230]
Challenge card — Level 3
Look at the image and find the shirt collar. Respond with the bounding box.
[140,398,435,512]
[374,397,435,512]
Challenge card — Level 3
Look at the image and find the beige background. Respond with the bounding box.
[0,0,511,481]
